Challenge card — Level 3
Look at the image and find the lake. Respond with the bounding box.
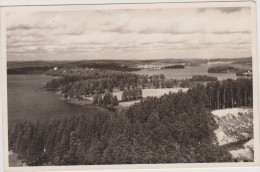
[132,65,238,80]
[7,75,105,130]
[7,66,239,129]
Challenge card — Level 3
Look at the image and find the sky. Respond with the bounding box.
[6,7,252,61]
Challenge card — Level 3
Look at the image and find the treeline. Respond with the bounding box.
[122,88,142,101]
[207,66,252,77]
[7,61,140,75]
[208,66,236,73]
[9,85,233,166]
[206,78,252,110]
[7,67,52,75]
[45,69,141,94]
[177,75,217,88]
[164,65,185,69]
[190,75,217,82]
[47,67,245,104]
[76,62,140,72]
[45,68,173,98]
[92,92,119,107]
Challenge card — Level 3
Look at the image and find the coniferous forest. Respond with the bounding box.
[5,3,256,167]
[8,76,253,165]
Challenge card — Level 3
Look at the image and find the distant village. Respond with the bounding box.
[134,63,186,69]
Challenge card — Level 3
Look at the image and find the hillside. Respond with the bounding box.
[212,108,253,161]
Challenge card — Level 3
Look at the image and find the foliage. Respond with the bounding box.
[121,88,142,102]
[206,78,253,110]
[45,68,171,97]
[207,66,236,73]
[9,85,234,165]
[190,75,217,82]
[93,92,119,107]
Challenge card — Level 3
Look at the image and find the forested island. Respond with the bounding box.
[207,65,252,77]
[208,66,236,73]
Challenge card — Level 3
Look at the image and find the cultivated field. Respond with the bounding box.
[116,88,189,107]
[114,87,189,101]
[119,100,141,107]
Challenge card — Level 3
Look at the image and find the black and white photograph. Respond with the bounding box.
[0,1,259,171]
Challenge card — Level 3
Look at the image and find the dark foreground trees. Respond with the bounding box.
[9,85,233,166]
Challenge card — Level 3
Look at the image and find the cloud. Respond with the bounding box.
[7,24,40,31]
[214,7,243,13]
[5,7,252,61]
[198,7,244,13]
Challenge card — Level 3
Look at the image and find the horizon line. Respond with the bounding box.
[7,56,252,62]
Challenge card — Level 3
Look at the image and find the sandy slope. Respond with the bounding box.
[212,108,254,161]
[211,108,252,118]
[229,139,254,162]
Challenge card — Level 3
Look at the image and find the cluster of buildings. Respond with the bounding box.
[238,70,253,79]
[135,63,185,69]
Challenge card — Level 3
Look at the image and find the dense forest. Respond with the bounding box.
[45,68,222,99]
[45,68,176,98]
[92,92,119,107]
[9,85,235,165]
[189,75,217,82]
[58,71,253,111]
[206,78,252,110]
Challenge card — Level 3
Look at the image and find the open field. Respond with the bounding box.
[119,100,141,107]
[116,88,189,107]
[114,87,189,101]
[86,88,189,107]
[87,88,189,102]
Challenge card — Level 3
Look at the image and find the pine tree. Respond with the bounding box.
[113,95,119,106]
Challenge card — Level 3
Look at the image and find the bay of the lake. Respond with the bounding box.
[7,75,103,130]
[132,65,237,80]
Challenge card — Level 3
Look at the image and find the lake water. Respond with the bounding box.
[132,65,237,80]
[7,67,237,129]
[7,75,103,130]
